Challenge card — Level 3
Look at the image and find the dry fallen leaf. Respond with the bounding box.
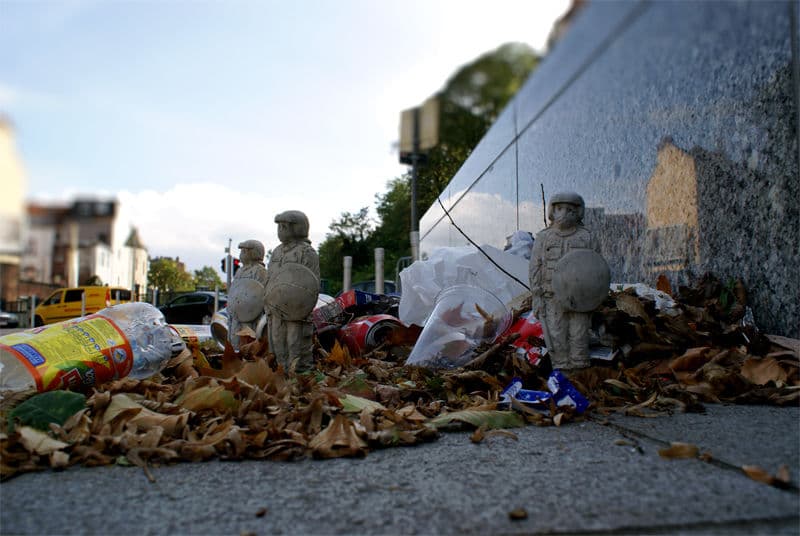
[309,414,367,459]
[658,442,699,459]
[18,427,69,455]
[508,508,528,520]
[740,357,788,386]
[742,464,792,488]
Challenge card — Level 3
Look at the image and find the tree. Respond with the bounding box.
[83,275,103,286]
[193,266,223,291]
[416,42,540,212]
[318,42,540,290]
[148,257,194,292]
[318,208,374,295]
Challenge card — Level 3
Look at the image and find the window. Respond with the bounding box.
[43,291,62,305]
[64,289,85,302]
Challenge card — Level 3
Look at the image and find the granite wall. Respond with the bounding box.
[418,0,800,337]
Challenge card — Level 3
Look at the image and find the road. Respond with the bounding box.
[1,404,798,535]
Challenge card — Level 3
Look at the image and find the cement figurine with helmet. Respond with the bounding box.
[529,191,609,371]
[227,239,269,349]
[264,210,320,372]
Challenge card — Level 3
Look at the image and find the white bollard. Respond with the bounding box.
[375,248,385,295]
[343,256,352,292]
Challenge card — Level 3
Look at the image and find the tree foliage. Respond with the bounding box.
[148,257,194,292]
[317,42,540,290]
[193,266,224,291]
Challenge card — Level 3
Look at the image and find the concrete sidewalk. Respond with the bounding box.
[1,404,798,535]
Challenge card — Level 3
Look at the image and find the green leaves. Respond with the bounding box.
[8,391,87,432]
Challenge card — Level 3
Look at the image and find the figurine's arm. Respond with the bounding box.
[304,247,321,279]
[529,238,545,316]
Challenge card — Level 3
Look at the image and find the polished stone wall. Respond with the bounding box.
[419,0,800,337]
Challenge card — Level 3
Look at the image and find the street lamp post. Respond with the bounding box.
[400,97,439,262]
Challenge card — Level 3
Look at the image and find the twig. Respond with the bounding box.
[464,333,520,369]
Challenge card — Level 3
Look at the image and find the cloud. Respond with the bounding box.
[117,183,342,275]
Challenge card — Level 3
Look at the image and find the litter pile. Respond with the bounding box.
[1,273,797,482]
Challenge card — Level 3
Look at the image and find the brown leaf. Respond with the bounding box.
[742,465,776,485]
[178,385,239,413]
[669,347,713,372]
[508,508,528,520]
[656,274,672,296]
[309,414,367,459]
[658,442,699,459]
[18,427,69,455]
[470,426,485,443]
[740,357,788,386]
[326,340,352,367]
[775,464,791,485]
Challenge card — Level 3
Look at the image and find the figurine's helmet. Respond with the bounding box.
[547,191,585,223]
[238,239,265,261]
[275,210,310,239]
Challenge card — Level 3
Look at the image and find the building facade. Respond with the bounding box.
[22,199,149,298]
[0,118,27,309]
[418,0,799,337]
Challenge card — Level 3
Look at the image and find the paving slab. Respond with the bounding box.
[1,405,797,535]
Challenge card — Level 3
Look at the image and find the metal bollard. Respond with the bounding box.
[343,256,352,292]
[375,248,385,295]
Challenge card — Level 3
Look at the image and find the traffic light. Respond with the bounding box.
[220,258,226,272]
[232,257,242,275]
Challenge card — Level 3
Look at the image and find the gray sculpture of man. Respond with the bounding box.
[264,210,320,372]
[529,192,608,372]
[227,239,268,349]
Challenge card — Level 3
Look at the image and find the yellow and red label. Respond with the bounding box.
[0,314,133,392]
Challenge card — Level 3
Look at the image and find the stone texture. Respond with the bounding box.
[419,0,799,337]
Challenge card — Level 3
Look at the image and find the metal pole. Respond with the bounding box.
[81,290,86,317]
[226,238,233,291]
[410,107,420,261]
[343,256,352,292]
[374,248,385,295]
[30,295,36,327]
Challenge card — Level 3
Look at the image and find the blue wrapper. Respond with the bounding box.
[547,370,590,414]
[499,377,551,410]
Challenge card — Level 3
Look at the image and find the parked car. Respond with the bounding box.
[159,291,227,325]
[348,280,398,295]
[34,286,133,326]
[0,309,19,328]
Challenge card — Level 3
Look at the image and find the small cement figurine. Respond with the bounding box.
[529,192,609,371]
[264,210,320,372]
[227,239,268,349]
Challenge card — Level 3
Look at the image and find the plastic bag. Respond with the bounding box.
[399,244,529,327]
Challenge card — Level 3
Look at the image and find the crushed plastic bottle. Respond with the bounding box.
[0,302,185,397]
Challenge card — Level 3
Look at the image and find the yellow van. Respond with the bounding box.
[34,286,133,326]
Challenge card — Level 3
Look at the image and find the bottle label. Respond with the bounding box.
[0,315,133,392]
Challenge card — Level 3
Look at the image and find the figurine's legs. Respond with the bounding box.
[228,318,242,350]
[286,319,314,372]
[566,312,591,369]
[542,299,570,369]
[268,315,290,367]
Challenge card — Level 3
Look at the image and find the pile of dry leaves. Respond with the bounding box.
[1,273,797,482]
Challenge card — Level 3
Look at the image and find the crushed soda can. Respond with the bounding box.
[500,311,547,365]
[498,377,552,411]
[547,370,590,414]
[312,290,400,333]
[337,314,406,356]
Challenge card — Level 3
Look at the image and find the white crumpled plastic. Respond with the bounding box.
[398,244,529,327]
[611,283,680,316]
